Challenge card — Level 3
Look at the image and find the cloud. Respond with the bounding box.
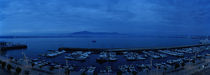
[0,0,210,35]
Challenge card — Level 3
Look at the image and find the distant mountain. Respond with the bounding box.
[1,31,208,39]
[71,31,123,35]
[0,31,127,38]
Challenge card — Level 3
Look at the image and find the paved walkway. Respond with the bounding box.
[166,57,210,75]
[0,69,11,75]
[0,56,52,75]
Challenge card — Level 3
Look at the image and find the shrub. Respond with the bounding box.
[1,62,6,69]
[117,71,122,75]
[16,67,22,74]
[7,64,12,71]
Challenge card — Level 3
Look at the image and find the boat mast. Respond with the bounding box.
[22,51,29,68]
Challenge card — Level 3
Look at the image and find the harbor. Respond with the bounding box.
[0,39,210,75]
[38,44,210,75]
[1,43,210,74]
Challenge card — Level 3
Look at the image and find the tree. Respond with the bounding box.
[16,67,22,74]
[163,67,167,75]
[192,60,195,63]
[164,67,167,71]
[192,60,195,64]
[181,62,185,67]
[132,71,138,75]
[1,62,6,69]
[49,66,54,71]
[9,57,14,61]
[7,64,12,72]
[39,65,43,69]
[93,71,98,75]
[81,72,87,75]
[174,63,180,69]
[65,68,70,75]
[117,71,122,75]
[157,66,160,69]
[31,63,35,68]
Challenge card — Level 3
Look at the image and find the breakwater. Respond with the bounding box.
[59,44,210,52]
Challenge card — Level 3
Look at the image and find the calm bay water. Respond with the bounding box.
[0,37,199,58]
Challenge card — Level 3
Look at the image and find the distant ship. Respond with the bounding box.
[92,40,96,43]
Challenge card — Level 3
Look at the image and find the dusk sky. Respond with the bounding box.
[0,0,210,35]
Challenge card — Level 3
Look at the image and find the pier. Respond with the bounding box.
[0,42,27,51]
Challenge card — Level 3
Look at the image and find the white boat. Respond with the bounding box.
[137,55,146,60]
[206,54,210,56]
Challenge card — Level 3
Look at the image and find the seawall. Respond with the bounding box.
[59,44,210,52]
